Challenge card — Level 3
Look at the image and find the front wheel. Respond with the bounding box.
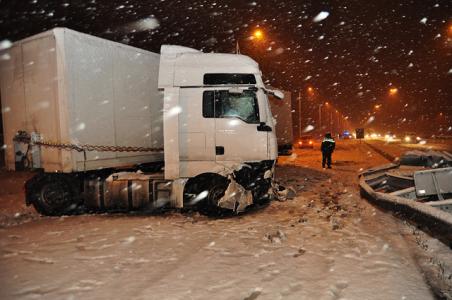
[26,174,80,216]
[184,174,231,216]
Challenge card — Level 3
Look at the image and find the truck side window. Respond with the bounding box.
[219,90,259,123]
[202,90,259,124]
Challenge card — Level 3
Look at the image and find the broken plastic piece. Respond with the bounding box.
[272,183,296,201]
[217,178,253,213]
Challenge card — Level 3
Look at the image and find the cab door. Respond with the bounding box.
[212,89,270,163]
[178,88,215,162]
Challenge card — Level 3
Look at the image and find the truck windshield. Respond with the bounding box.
[202,90,260,124]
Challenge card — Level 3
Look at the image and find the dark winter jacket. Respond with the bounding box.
[321,137,335,153]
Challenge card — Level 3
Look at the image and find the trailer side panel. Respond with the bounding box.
[63,29,163,171]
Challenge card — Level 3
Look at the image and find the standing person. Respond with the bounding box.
[321,133,335,169]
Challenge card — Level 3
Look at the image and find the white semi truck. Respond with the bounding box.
[0,28,284,215]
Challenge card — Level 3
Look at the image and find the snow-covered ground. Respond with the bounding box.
[0,141,446,299]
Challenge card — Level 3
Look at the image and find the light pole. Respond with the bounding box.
[323,102,332,134]
[330,109,333,134]
[318,104,323,131]
[298,91,302,139]
[336,110,340,135]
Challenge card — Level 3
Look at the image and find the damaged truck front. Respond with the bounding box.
[0,28,283,215]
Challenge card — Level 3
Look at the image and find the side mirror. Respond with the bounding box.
[272,90,284,100]
[257,122,272,132]
[263,88,284,100]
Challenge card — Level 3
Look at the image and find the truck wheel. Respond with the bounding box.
[184,174,230,216]
[27,175,80,216]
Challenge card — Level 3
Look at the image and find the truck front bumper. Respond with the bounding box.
[233,160,275,203]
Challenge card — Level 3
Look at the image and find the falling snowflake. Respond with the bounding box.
[313,11,330,23]
[0,39,12,50]
[123,17,160,32]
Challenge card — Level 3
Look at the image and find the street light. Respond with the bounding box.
[389,87,398,96]
[253,29,264,40]
[235,28,265,54]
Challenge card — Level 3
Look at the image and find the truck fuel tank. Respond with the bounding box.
[84,172,172,211]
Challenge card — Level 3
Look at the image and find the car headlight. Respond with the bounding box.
[404,136,411,142]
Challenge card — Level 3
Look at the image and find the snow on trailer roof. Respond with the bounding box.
[2,27,159,58]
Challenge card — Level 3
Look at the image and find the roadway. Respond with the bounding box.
[1,140,451,299]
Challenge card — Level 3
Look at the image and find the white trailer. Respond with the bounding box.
[0,28,163,173]
[0,28,284,215]
[268,90,293,155]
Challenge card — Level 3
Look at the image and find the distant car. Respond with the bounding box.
[403,132,423,144]
[341,131,353,139]
[296,135,314,149]
[384,132,396,141]
[403,132,416,143]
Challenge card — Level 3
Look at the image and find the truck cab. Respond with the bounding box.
[159,45,278,178]
[159,46,281,212]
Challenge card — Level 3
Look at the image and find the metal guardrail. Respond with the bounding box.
[364,141,397,162]
[359,166,452,243]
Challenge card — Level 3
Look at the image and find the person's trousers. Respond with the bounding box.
[322,152,332,168]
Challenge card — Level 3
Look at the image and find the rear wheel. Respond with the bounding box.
[26,174,81,216]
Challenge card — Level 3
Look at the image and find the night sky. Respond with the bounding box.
[1,0,451,134]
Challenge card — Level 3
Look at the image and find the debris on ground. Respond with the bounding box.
[264,229,287,244]
[273,183,297,201]
[293,248,306,257]
[330,217,341,230]
[400,150,452,168]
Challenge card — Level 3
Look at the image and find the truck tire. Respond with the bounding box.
[26,174,80,216]
[184,173,231,216]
